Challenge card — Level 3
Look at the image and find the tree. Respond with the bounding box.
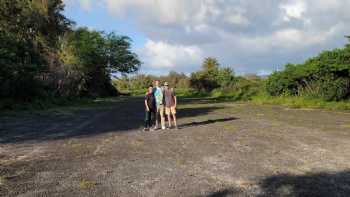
[60,28,141,97]
[202,57,220,71]
[0,0,72,100]
[106,33,141,74]
[190,57,235,92]
[0,0,141,108]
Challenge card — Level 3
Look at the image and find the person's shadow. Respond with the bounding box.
[180,117,237,128]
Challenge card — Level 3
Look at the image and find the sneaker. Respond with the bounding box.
[153,126,159,130]
[143,128,149,132]
[150,128,155,131]
[166,126,171,130]
[161,126,166,130]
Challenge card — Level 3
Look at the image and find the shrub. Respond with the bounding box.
[265,38,350,101]
[319,76,350,101]
[209,77,263,101]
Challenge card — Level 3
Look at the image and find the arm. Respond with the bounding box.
[173,90,177,108]
[145,99,150,111]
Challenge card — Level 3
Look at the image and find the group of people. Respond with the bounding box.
[144,80,178,131]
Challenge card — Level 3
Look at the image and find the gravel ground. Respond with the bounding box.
[0,97,350,197]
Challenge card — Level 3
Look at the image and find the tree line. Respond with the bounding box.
[117,39,350,103]
[0,0,141,107]
[115,57,263,101]
[1,0,348,110]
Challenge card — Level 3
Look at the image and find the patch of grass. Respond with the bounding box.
[130,89,147,96]
[176,158,187,166]
[0,176,6,186]
[130,139,144,148]
[341,124,350,128]
[79,179,97,189]
[177,89,210,98]
[251,94,350,111]
[223,124,236,132]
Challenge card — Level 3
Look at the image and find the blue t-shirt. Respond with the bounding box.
[153,87,163,106]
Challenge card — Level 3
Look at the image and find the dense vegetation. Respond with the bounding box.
[1,0,349,111]
[115,57,263,101]
[116,40,350,110]
[0,0,140,109]
[266,37,350,101]
[114,71,190,95]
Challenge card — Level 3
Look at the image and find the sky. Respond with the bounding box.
[63,0,350,76]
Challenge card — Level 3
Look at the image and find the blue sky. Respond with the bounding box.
[63,0,350,76]
[63,1,146,49]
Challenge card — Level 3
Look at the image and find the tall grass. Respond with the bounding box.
[251,93,350,110]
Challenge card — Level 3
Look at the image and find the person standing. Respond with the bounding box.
[163,82,178,130]
[153,80,166,130]
[144,85,156,131]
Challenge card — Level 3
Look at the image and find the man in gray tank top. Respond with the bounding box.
[163,82,178,130]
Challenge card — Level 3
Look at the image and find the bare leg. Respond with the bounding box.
[172,114,177,128]
[160,106,166,129]
[168,114,172,128]
[155,110,159,129]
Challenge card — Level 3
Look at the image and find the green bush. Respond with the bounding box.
[265,38,350,101]
[208,77,263,101]
[319,76,350,101]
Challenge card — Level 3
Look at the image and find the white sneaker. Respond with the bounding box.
[161,126,166,130]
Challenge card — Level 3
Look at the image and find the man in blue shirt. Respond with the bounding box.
[153,80,166,130]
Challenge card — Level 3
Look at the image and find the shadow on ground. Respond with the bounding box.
[0,97,232,144]
[204,170,350,197]
[180,117,238,128]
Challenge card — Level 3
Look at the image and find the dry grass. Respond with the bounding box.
[79,179,97,189]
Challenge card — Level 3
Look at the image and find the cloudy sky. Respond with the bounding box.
[63,0,350,75]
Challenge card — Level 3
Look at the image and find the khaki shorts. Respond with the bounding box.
[165,106,176,115]
[157,105,165,117]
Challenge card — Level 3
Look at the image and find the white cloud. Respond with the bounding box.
[280,0,307,21]
[225,13,250,26]
[140,40,203,72]
[100,0,350,74]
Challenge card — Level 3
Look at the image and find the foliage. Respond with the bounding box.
[0,0,72,100]
[266,39,350,101]
[190,57,235,92]
[209,76,263,101]
[202,57,220,70]
[59,28,140,97]
[0,1,140,109]
[252,93,350,111]
[105,33,141,73]
[114,71,190,95]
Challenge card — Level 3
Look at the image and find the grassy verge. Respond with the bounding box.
[178,89,350,111]
[251,94,350,111]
